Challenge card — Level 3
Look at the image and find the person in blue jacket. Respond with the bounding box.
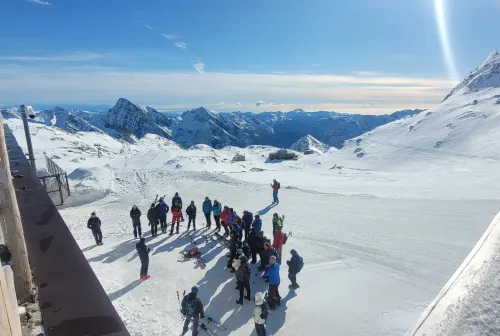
[156,197,170,234]
[212,199,222,231]
[252,214,262,233]
[202,197,213,228]
[263,255,281,310]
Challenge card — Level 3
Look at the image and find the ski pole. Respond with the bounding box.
[176,291,181,310]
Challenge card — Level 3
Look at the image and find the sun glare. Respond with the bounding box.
[434,0,460,82]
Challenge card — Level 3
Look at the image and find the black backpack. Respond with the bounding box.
[184,298,197,315]
[244,264,251,281]
[0,244,12,265]
[260,300,269,320]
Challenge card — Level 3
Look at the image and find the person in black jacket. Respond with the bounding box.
[287,249,301,289]
[87,212,103,245]
[235,255,251,305]
[172,192,184,221]
[147,203,159,237]
[186,201,197,231]
[136,238,150,280]
[242,211,253,242]
[227,228,239,272]
[247,228,259,264]
[181,286,205,336]
[130,205,142,239]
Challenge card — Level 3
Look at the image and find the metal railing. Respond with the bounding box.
[38,155,70,206]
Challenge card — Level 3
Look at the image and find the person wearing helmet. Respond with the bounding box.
[235,255,251,305]
[130,205,142,239]
[87,211,103,245]
[181,286,205,336]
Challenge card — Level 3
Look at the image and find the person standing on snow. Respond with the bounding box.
[87,211,103,245]
[186,201,197,231]
[287,249,303,289]
[263,255,281,310]
[252,214,262,233]
[136,238,150,280]
[253,292,269,336]
[227,227,239,272]
[202,197,213,228]
[181,286,205,336]
[170,207,182,235]
[260,242,277,272]
[212,200,222,231]
[270,179,280,204]
[272,213,283,232]
[172,192,184,221]
[272,213,285,263]
[130,205,142,239]
[236,255,251,305]
[242,210,254,241]
[147,203,159,237]
[156,197,169,233]
[221,206,230,236]
[248,228,259,264]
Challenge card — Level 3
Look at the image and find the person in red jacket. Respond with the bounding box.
[220,206,230,237]
[171,208,182,235]
[273,229,285,264]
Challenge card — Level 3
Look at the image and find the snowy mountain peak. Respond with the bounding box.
[290,134,330,153]
[444,49,500,101]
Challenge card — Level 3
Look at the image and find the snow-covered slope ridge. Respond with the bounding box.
[444,49,500,101]
[36,106,103,133]
[290,134,330,153]
[106,98,174,139]
[343,51,500,165]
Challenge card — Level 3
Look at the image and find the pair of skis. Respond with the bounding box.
[200,317,226,335]
[188,234,207,267]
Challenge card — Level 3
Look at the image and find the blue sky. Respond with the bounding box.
[1,0,499,113]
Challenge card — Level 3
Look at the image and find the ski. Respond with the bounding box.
[153,194,159,203]
[188,234,207,267]
[204,317,227,330]
[200,323,217,336]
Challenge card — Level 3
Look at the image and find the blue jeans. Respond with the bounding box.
[273,191,279,204]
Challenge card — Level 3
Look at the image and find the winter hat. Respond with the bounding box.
[140,238,146,243]
[191,286,199,294]
[175,192,179,196]
[273,179,276,182]
[151,203,155,207]
[290,249,297,255]
[255,214,260,218]
[91,212,96,216]
[254,292,264,305]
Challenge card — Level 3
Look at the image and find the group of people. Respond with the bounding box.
[86,179,304,336]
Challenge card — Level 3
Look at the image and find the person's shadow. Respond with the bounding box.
[257,203,277,216]
[107,279,143,302]
[87,238,136,264]
[266,287,296,335]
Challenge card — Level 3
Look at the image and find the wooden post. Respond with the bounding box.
[0,116,33,303]
[0,264,22,336]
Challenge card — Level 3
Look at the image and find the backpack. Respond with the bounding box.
[277,182,280,189]
[0,244,12,265]
[297,256,304,273]
[184,298,197,315]
[260,300,269,320]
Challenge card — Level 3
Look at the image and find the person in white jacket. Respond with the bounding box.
[253,292,269,336]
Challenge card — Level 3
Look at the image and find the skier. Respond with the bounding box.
[136,238,150,280]
[248,228,259,264]
[263,255,281,310]
[181,286,205,336]
[157,197,170,233]
[270,179,280,204]
[147,203,159,237]
[221,206,230,236]
[286,249,303,289]
[172,192,184,221]
[202,197,212,228]
[212,199,222,232]
[236,255,251,305]
[130,205,142,239]
[242,210,253,241]
[186,201,197,231]
[253,292,269,336]
[87,211,103,245]
[170,208,181,235]
[273,227,285,264]
[252,214,262,233]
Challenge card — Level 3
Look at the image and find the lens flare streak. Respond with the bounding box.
[434,0,459,82]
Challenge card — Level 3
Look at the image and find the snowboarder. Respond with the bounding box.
[202,197,212,228]
[242,210,253,241]
[130,205,142,239]
[136,238,150,280]
[156,197,169,233]
[172,192,184,221]
[270,179,280,204]
[248,228,259,264]
[221,206,230,236]
[181,286,205,336]
[253,292,269,336]
[236,255,251,305]
[263,255,281,310]
[212,199,222,232]
[147,203,159,237]
[287,249,303,289]
[87,211,103,245]
[171,207,182,235]
[252,214,262,233]
[186,201,197,231]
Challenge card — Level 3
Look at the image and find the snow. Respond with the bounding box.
[289,134,330,153]
[6,50,500,336]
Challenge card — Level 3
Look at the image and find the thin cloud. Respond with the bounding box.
[256,101,264,107]
[25,0,51,5]
[352,71,383,77]
[193,61,205,73]
[235,102,241,106]
[0,53,108,62]
[174,42,187,50]
[161,33,178,40]
[144,24,154,30]
[216,102,225,106]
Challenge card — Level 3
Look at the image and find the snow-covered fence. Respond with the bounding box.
[38,155,70,206]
